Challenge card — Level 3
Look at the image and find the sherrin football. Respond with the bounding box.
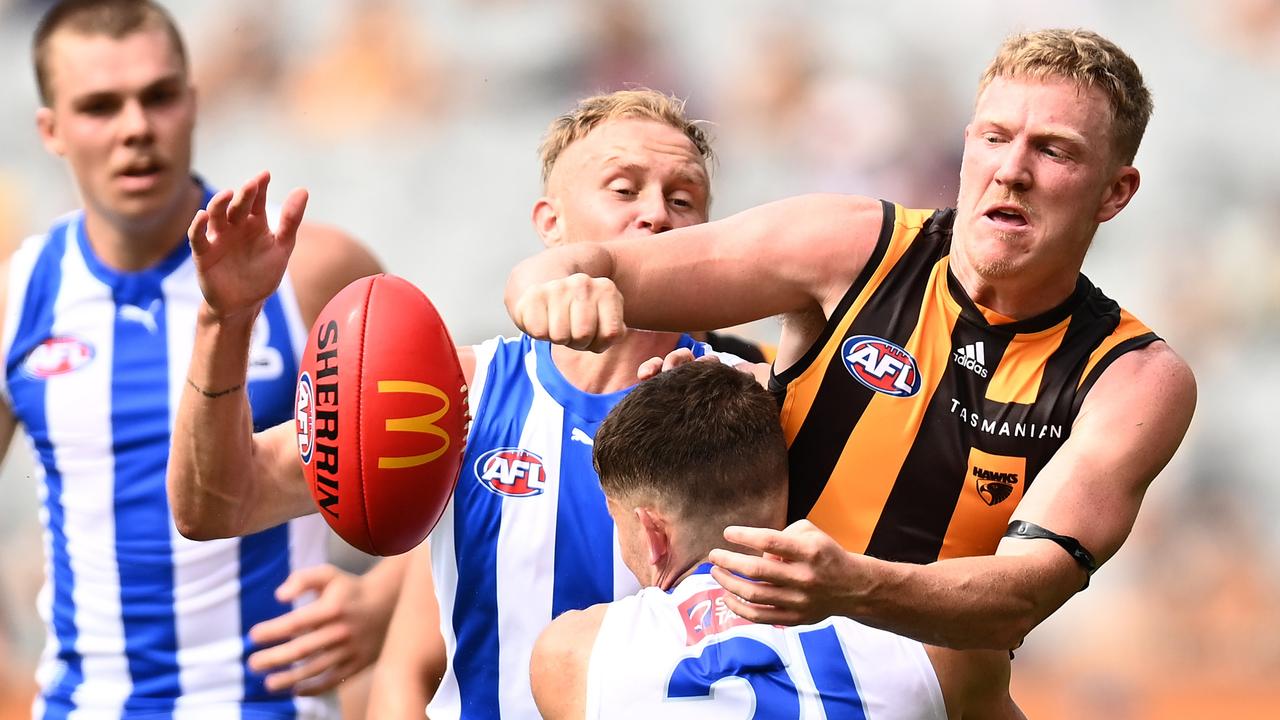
[294,274,468,556]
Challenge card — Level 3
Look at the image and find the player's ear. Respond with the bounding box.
[1096,165,1140,223]
[636,507,670,568]
[532,196,565,247]
[36,107,65,157]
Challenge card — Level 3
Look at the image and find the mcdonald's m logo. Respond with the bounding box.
[376,380,452,469]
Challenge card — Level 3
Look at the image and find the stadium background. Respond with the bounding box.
[0,0,1276,717]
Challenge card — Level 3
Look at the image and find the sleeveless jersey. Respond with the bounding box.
[774,202,1160,563]
[1,198,334,719]
[586,564,946,720]
[429,334,709,720]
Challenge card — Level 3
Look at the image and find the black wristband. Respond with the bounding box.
[1004,520,1097,589]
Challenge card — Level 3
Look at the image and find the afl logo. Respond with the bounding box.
[296,372,315,464]
[474,448,547,498]
[23,337,95,378]
[841,335,921,397]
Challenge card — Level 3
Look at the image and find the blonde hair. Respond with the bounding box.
[980,29,1152,164]
[538,88,713,186]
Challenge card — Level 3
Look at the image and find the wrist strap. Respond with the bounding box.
[1004,520,1097,589]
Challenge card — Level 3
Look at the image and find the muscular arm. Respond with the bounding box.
[925,646,1024,720]
[529,604,606,720]
[169,174,383,539]
[712,342,1196,649]
[505,194,884,364]
[367,541,446,718]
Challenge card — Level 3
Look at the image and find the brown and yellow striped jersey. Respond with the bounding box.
[772,202,1159,564]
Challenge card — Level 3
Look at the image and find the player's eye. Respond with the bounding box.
[77,98,120,116]
[142,86,180,107]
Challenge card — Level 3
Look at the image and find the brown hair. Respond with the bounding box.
[593,361,787,531]
[980,28,1153,164]
[538,88,714,186]
[33,0,188,105]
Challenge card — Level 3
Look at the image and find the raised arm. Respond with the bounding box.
[710,342,1196,649]
[505,194,884,359]
[168,171,382,540]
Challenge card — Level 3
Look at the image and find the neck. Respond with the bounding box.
[82,179,203,272]
[549,329,687,394]
[655,551,709,592]
[949,236,1084,320]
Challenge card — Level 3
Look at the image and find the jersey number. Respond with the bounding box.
[664,625,866,718]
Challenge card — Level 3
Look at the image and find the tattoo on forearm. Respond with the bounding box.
[186,377,244,399]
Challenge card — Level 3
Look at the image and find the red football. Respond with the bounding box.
[294,273,468,556]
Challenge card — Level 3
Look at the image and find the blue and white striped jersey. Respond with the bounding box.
[428,334,709,720]
[1,196,335,719]
[587,565,947,720]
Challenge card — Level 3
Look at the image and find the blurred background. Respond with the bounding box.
[0,0,1277,717]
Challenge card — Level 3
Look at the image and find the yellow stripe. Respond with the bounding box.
[806,257,958,552]
[984,320,1071,405]
[1076,310,1153,390]
[780,205,931,444]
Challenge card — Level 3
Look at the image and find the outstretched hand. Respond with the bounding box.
[188,170,308,321]
[246,564,388,696]
[707,520,862,627]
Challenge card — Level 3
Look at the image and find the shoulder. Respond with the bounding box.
[532,603,606,666]
[287,222,383,326]
[530,604,607,720]
[1080,341,1196,427]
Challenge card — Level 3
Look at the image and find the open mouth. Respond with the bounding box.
[118,159,164,179]
[984,207,1028,227]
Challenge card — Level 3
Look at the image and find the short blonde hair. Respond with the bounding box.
[980,29,1152,164]
[538,88,713,186]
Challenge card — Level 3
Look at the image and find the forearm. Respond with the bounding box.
[368,546,444,717]
[357,554,410,651]
[169,305,281,538]
[848,550,1083,649]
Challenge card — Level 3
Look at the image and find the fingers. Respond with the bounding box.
[721,525,800,559]
[188,210,210,256]
[274,564,339,604]
[251,171,271,217]
[204,188,234,238]
[661,348,696,373]
[709,566,809,626]
[637,356,664,381]
[227,174,261,225]
[715,585,806,626]
[250,595,338,647]
[519,274,625,352]
[275,188,310,253]
[249,617,350,672]
[254,642,348,694]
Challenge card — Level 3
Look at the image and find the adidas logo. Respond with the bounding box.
[953,341,989,378]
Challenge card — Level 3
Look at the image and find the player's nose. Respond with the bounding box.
[119,99,155,146]
[634,191,673,234]
[993,141,1032,190]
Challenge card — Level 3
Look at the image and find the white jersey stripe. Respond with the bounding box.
[429,334,706,720]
